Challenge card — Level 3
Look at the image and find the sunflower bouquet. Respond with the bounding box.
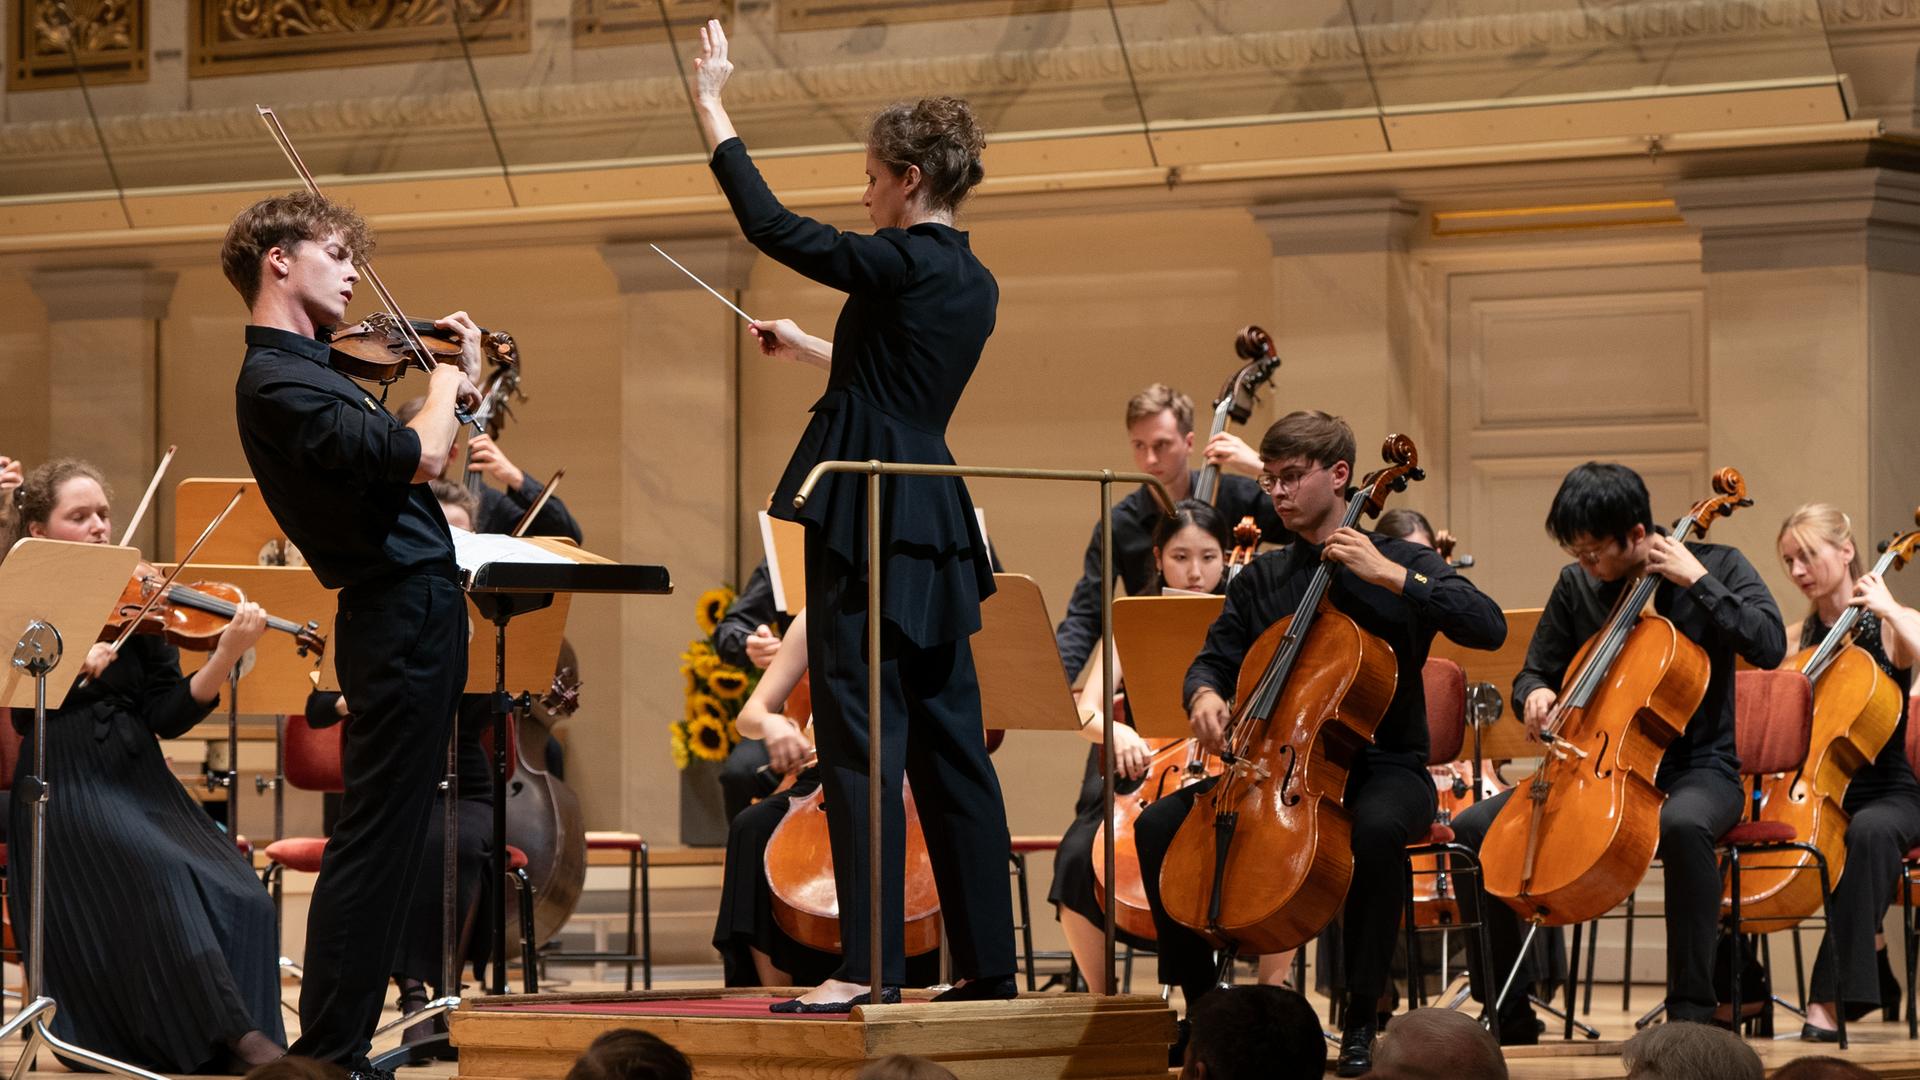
[672,586,759,770]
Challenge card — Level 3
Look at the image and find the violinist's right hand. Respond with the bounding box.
[80,642,118,680]
[1523,687,1557,742]
[429,361,482,415]
[761,713,811,775]
[1188,686,1231,756]
[745,623,782,669]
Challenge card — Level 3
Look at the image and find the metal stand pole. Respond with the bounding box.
[488,618,512,995]
[212,666,242,838]
[1098,477,1117,996]
[2,622,169,1080]
[866,471,884,993]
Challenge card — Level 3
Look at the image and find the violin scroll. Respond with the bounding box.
[1357,434,1425,518]
[1682,466,1753,537]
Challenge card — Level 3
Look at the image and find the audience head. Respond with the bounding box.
[564,1028,693,1080]
[1619,1021,1761,1080]
[1371,1007,1506,1080]
[1770,1058,1876,1080]
[856,1055,958,1080]
[1153,499,1234,594]
[1182,984,1325,1079]
[242,1056,349,1080]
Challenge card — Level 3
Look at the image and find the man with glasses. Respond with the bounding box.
[1053,383,1289,682]
[1131,410,1506,1077]
[1447,462,1785,1043]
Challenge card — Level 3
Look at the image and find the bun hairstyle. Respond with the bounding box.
[867,97,987,215]
[3,458,109,562]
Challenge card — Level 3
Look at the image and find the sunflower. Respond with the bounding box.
[687,714,731,762]
[693,653,720,680]
[695,588,735,636]
[689,692,728,725]
[707,665,750,701]
[682,667,698,695]
[669,723,691,770]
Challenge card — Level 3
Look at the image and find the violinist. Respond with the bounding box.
[393,397,581,542]
[1133,411,1505,1077]
[1777,504,1920,1041]
[1448,463,1785,1041]
[1048,500,1266,994]
[1054,384,1289,682]
[2,459,284,1073]
[693,21,1015,1010]
[225,191,480,1074]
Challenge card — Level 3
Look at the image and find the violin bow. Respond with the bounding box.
[510,468,566,539]
[255,106,482,435]
[117,444,177,547]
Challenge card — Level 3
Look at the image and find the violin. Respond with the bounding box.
[762,674,943,957]
[1159,435,1425,954]
[1480,468,1753,928]
[1192,327,1283,507]
[101,562,326,656]
[1726,509,1920,932]
[326,313,517,387]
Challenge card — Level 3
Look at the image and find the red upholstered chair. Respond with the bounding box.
[1008,835,1063,992]
[539,831,652,991]
[1400,658,1500,1031]
[1716,669,1839,1044]
[264,709,541,993]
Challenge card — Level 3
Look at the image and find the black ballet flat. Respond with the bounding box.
[770,986,901,1014]
[1800,1023,1842,1043]
[931,975,1018,1003]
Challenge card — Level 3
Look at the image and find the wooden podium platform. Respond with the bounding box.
[450,989,1178,1080]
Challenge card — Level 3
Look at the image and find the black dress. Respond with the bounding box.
[7,635,284,1073]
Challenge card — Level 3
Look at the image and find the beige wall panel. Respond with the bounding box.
[1868,269,1920,606]
[0,273,51,476]
[1468,292,1706,430]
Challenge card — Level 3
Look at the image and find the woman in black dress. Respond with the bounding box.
[1776,503,1920,1041]
[4,459,285,1072]
[692,19,1014,1010]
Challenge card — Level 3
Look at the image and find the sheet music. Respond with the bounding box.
[449,525,575,571]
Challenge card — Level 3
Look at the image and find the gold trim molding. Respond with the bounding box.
[188,0,529,79]
[574,0,732,48]
[777,0,1160,33]
[8,0,148,91]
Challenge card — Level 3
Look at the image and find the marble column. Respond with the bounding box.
[600,236,757,845]
[25,266,177,553]
[1671,168,1920,606]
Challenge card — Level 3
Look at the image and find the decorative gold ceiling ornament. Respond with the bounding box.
[778,0,1162,33]
[574,0,731,49]
[8,0,148,91]
[189,0,529,78]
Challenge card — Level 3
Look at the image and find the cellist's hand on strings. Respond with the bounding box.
[1645,534,1708,588]
[79,642,118,680]
[1850,573,1900,620]
[1322,527,1407,594]
[1523,687,1557,744]
[1202,432,1262,476]
[1188,687,1232,756]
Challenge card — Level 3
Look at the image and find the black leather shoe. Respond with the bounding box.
[1168,1018,1191,1070]
[932,975,1017,1003]
[769,986,901,1014]
[1335,1017,1377,1077]
[1800,1022,1842,1043]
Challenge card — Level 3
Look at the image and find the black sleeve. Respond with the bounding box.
[1183,560,1273,707]
[1396,543,1507,651]
[1690,546,1787,670]
[141,642,219,740]
[305,689,347,731]
[1215,476,1292,545]
[1053,519,1110,682]
[481,473,584,543]
[244,376,422,484]
[715,562,781,670]
[709,138,911,295]
[1513,570,1586,713]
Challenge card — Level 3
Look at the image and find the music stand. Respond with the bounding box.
[975,575,1083,736]
[1111,595,1226,739]
[0,538,163,1080]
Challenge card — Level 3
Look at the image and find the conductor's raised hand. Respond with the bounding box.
[694,19,734,103]
[749,319,807,361]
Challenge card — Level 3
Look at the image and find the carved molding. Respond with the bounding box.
[1670,167,1920,273]
[778,0,1160,33]
[188,0,528,78]
[574,0,731,48]
[8,0,147,91]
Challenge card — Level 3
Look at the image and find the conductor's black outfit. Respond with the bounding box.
[710,137,1015,987]
[1132,534,1505,1010]
[236,325,468,1069]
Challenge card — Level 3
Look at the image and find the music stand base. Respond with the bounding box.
[369,996,461,1070]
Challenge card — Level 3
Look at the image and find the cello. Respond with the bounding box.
[1159,435,1425,955]
[1480,468,1754,929]
[1724,510,1920,932]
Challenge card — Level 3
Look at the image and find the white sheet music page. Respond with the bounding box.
[448,525,575,572]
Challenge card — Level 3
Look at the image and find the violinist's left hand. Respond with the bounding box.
[1203,432,1262,476]
[1646,534,1709,588]
[212,602,269,664]
[1322,527,1405,593]
[434,311,485,383]
[465,434,525,490]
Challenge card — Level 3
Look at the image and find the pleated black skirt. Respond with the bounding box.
[1046,747,1156,951]
[8,706,285,1073]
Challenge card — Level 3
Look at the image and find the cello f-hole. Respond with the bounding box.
[1589,730,1612,780]
[1276,744,1301,808]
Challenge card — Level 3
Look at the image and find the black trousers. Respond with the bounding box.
[290,572,465,1068]
[805,543,1015,986]
[1810,783,1920,1008]
[1451,767,1741,1025]
[720,738,778,823]
[1134,757,1434,1008]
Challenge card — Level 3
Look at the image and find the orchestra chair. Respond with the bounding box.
[1894,696,1920,1039]
[539,831,652,991]
[1009,835,1068,992]
[1716,669,1842,1045]
[1400,658,1499,1033]
[261,708,540,994]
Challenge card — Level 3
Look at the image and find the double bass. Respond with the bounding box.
[1480,468,1754,928]
[1725,510,1920,932]
[1193,326,1283,507]
[1159,435,1425,954]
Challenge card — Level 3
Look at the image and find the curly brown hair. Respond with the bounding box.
[868,97,987,215]
[221,191,372,307]
[3,459,109,559]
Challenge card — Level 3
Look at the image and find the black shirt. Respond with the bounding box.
[1513,542,1786,785]
[235,326,454,590]
[1801,610,1918,797]
[11,634,215,740]
[475,473,582,543]
[1183,533,1506,768]
[714,560,792,671]
[1054,471,1290,680]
